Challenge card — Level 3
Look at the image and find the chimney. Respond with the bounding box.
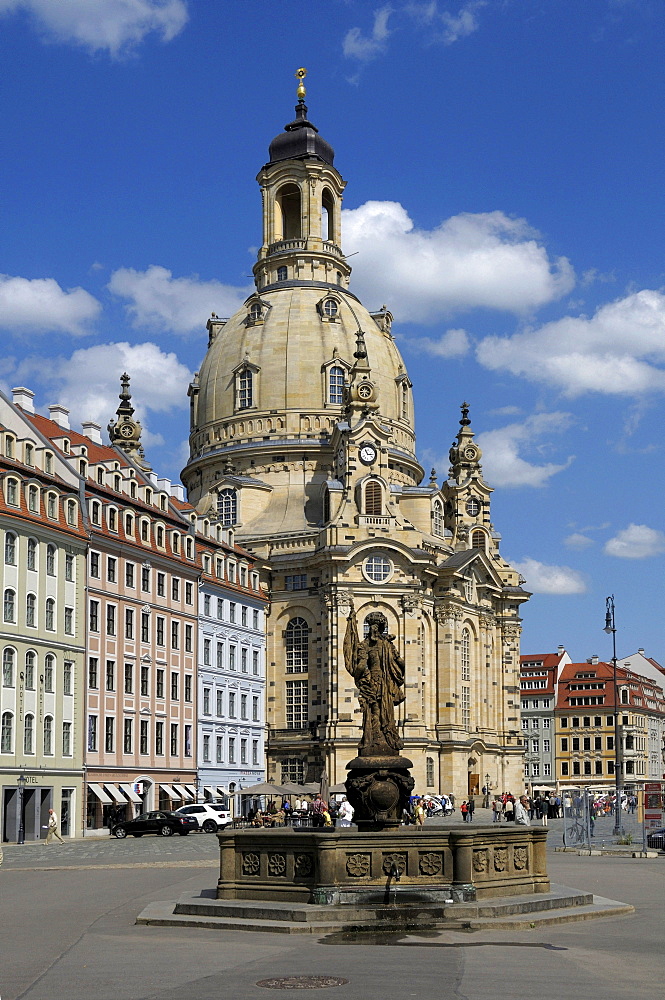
[170,484,185,502]
[81,421,102,445]
[48,404,70,430]
[638,648,645,656]
[156,477,171,493]
[586,654,599,665]
[12,387,35,413]
[557,645,565,656]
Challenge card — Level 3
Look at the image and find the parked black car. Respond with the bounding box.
[646,827,665,850]
[112,810,195,838]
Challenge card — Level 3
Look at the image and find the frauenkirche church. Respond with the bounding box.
[181,73,529,799]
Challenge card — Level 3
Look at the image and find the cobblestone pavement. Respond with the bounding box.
[1,829,220,869]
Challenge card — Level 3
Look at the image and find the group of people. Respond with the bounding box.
[246,794,355,829]
[492,792,561,825]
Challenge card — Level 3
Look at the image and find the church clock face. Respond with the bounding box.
[357,383,373,400]
[359,442,377,465]
[120,424,134,439]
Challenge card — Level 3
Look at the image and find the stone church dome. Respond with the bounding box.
[183,85,421,526]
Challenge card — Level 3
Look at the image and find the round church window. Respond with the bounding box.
[363,553,392,583]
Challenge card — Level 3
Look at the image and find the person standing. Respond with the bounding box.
[467,796,475,822]
[337,797,354,827]
[504,795,514,822]
[492,797,502,823]
[413,798,426,828]
[310,794,327,828]
[515,795,531,826]
[461,800,469,822]
[46,808,64,844]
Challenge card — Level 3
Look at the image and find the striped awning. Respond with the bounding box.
[120,783,142,804]
[88,783,113,804]
[160,783,181,801]
[184,784,198,798]
[105,784,128,804]
[174,784,193,801]
[203,785,217,799]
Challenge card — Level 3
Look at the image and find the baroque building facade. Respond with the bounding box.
[182,85,529,799]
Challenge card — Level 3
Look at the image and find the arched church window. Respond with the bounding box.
[237,369,253,409]
[249,302,262,321]
[432,500,443,537]
[426,757,435,787]
[285,617,309,673]
[401,381,409,419]
[336,271,342,285]
[277,266,288,281]
[329,366,345,405]
[364,480,382,516]
[461,628,470,681]
[471,529,486,551]
[322,188,334,241]
[322,298,338,318]
[322,488,331,524]
[217,489,237,526]
[276,183,301,240]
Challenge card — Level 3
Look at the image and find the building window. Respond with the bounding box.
[125,514,134,536]
[172,578,180,601]
[217,642,224,669]
[45,598,55,631]
[64,606,73,634]
[203,687,211,714]
[28,486,38,512]
[27,538,37,570]
[46,544,56,575]
[185,623,193,652]
[62,660,74,694]
[65,553,74,581]
[171,620,179,649]
[26,593,36,627]
[155,721,164,755]
[217,489,237,526]
[286,679,308,729]
[217,690,223,716]
[24,651,35,690]
[241,605,248,626]
[286,617,309,673]
[471,530,486,551]
[157,572,165,597]
[88,657,99,689]
[229,692,236,717]
[253,650,259,675]
[23,713,34,754]
[143,612,151,643]
[170,723,178,755]
[229,737,236,763]
[156,669,164,699]
[43,653,54,692]
[1,711,14,752]
[2,649,15,688]
[432,500,443,537]
[229,646,236,670]
[124,719,132,754]
[203,639,211,666]
[3,589,16,623]
[140,720,148,755]
[241,694,247,719]
[185,675,192,702]
[285,574,307,591]
[252,740,259,765]
[124,663,133,694]
[105,717,114,753]
[125,608,134,639]
[106,605,116,636]
[277,265,287,281]
[216,736,223,763]
[156,616,164,646]
[237,368,253,409]
[90,552,100,578]
[281,757,305,784]
[364,554,391,583]
[88,715,98,752]
[4,532,16,565]
[461,686,470,730]
[185,581,193,604]
[241,738,247,764]
[106,660,115,691]
[329,365,345,404]
[461,628,470,681]
[171,672,178,700]
[253,695,259,721]
[140,665,149,696]
[229,602,236,623]
[364,480,382,516]
[141,566,150,592]
[203,734,210,761]
[426,757,435,787]
[89,601,99,632]
[184,724,192,757]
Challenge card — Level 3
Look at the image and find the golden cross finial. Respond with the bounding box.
[296,67,307,101]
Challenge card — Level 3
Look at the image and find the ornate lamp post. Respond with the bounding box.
[484,772,491,808]
[17,773,26,845]
[604,596,623,835]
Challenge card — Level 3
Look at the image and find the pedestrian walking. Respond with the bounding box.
[461,800,469,822]
[467,796,475,822]
[504,795,514,822]
[46,808,64,844]
[413,798,426,828]
[309,794,328,828]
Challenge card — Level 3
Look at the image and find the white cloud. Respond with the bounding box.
[108,265,249,336]
[564,532,594,551]
[402,327,470,358]
[604,523,665,560]
[0,0,188,56]
[431,0,486,45]
[476,289,665,397]
[510,557,587,595]
[343,203,574,322]
[16,341,191,429]
[0,273,100,335]
[343,5,392,61]
[475,412,574,488]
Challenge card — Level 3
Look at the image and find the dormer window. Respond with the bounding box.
[130,481,136,498]
[145,488,152,505]
[91,501,101,526]
[172,532,180,553]
[125,513,134,535]
[5,436,14,459]
[249,302,262,322]
[238,369,252,408]
[329,366,345,405]
[79,459,87,477]
[24,443,34,466]
[323,298,338,318]
[160,494,167,511]
[45,452,53,473]
[108,508,117,532]
[114,475,121,491]
[47,493,58,519]
[217,488,237,526]
[318,294,341,321]
[97,468,104,485]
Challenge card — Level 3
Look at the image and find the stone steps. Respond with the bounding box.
[136,884,634,935]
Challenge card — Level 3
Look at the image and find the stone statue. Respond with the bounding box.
[343,610,405,756]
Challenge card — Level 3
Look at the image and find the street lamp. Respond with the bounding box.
[17,773,26,845]
[604,595,623,835]
[484,772,491,807]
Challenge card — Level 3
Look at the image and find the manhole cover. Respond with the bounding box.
[256,976,349,990]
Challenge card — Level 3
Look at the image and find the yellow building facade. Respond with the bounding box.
[182,87,529,799]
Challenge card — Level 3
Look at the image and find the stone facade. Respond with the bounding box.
[182,94,529,801]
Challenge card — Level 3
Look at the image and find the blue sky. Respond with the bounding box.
[1,0,664,664]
